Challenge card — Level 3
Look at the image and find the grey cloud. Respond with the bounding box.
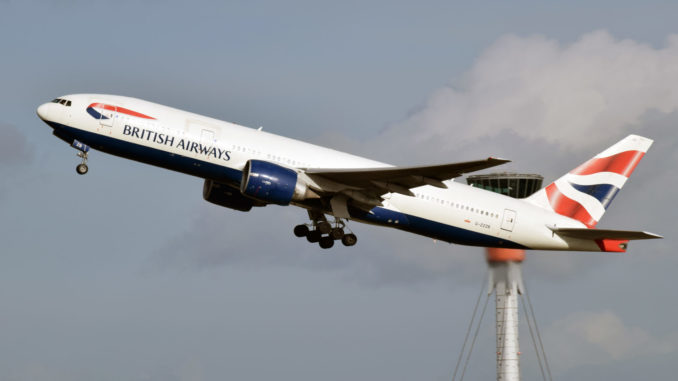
[544,310,677,373]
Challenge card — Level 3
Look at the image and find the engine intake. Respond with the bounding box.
[241,160,312,205]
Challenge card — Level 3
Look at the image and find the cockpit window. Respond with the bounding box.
[50,98,72,106]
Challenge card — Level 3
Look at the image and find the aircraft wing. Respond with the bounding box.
[548,227,663,240]
[305,157,510,199]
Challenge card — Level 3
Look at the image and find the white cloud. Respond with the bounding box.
[381,30,678,154]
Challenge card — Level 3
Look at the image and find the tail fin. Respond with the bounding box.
[527,135,653,228]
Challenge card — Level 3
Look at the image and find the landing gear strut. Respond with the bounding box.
[293,212,357,249]
[72,140,90,175]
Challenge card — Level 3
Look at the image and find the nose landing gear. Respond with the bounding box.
[72,140,90,175]
[76,153,89,175]
[293,212,357,249]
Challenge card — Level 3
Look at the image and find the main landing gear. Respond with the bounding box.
[71,140,90,175]
[293,213,357,249]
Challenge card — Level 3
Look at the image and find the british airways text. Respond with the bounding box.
[123,125,231,161]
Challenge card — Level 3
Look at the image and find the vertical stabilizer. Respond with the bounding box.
[526,135,653,227]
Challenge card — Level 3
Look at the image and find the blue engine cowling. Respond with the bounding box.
[241,160,306,205]
[203,179,264,212]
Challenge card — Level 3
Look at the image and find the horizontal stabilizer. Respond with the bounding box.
[548,226,663,240]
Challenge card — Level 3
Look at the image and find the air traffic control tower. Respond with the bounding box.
[467,173,543,199]
[466,173,543,381]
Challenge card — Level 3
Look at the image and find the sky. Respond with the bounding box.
[1,1,677,380]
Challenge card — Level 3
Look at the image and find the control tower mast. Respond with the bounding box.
[466,173,543,381]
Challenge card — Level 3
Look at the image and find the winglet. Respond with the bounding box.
[488,156,511,163]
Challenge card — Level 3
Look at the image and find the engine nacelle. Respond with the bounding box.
[241,160,311,205]
[203,179,262,212]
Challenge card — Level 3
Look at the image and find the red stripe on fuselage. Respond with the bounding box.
[88,103,155,120]
[570,150,644,177]
[545,183,597,228]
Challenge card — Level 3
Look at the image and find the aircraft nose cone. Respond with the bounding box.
[36,103,50,121]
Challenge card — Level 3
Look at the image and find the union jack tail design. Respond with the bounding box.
[527,135,653,228]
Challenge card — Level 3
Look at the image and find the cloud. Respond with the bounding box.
[544,310,677,373]
[378,30,678,160]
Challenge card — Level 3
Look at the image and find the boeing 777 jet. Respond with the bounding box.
[37,94,661,250]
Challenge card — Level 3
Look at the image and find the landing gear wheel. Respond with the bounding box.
[75,149,89,175]
[341,233,357,246]
[294,224,309,237]
[330,228,345,240]
[319,236,334,249]
[76,163,89,175]
[307,230,321,243]
[317,221,332,234]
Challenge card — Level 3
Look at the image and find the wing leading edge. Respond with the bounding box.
[305,157,510,198]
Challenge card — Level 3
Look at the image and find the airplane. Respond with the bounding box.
[37,94,661,251]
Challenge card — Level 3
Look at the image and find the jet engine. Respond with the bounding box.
[240,160,315,205]
[203,179,263,212]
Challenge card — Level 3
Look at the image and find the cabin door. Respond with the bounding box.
[501,209,516,232]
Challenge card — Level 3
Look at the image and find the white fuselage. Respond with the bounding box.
[37,94,599,251]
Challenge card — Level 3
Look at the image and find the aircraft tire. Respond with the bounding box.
[341,234,357,246]
[330,228,345,240]
[317,221,332,234]
[307,230,321,243]
[294,224,309,237]
[319,236,334,249]
[76,164,88,175]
